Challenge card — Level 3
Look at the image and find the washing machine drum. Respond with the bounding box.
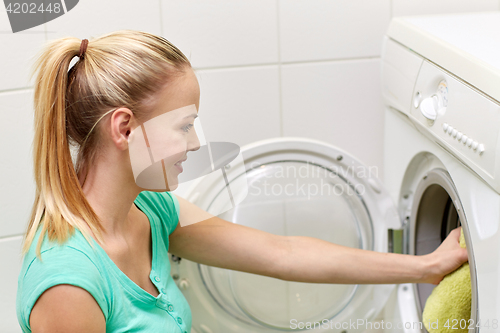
[183,138,399,331]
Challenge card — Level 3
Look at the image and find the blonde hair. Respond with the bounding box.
[23,30,191,258]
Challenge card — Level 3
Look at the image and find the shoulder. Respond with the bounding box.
[135,191,180,235]
[17,234,110,331]
[136,191,179,216]
[29,284,106,333]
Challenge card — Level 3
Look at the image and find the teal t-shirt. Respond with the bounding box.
[16,191,192,333]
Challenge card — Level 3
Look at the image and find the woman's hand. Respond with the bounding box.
[419,227,469,285]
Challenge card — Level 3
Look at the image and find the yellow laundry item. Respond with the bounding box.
[422,229,471,333]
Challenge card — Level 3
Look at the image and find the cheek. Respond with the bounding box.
[162,137,187,165]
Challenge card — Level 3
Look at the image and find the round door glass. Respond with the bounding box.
[199,161,374,330]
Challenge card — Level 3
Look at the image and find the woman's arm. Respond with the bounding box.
[169,195,287,280]
[272,227,467,285]
[169,195,468,285]
[30,285,105,333]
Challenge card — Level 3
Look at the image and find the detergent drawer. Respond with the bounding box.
[381,36,423,116]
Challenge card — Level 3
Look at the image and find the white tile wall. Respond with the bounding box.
[46,0,162,39]
[0,11,46,91]
[393,0,500,16]
[281,59,384,175]
[0,236,23,333]
[279,0,391,62]
[0,90,36,237]
[195,66,281,146]
[161,0,279,68]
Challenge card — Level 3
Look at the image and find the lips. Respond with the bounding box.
[174,157,187,173]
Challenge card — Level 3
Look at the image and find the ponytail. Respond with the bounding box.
[23,31,191,258]
[23,38,105,258]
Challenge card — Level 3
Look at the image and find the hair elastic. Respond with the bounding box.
[68,39,89,72]
[79,39,89,59]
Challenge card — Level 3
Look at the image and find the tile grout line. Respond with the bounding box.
[276,0,283,137]
[0,234,24,242]
[159,0,164,37]
[0,87,34,94]
[193,56,381,73]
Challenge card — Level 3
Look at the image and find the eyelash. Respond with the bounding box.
[182,124,194,133]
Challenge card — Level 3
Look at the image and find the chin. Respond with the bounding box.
[139,180,178,192]
[166,175,179,192]
[168,183,179,191]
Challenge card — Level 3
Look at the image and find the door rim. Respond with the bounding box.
[181,137,400,331]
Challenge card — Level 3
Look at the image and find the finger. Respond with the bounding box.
[446,227,462,242]
[440,232,457,247]
[460,247,469,262]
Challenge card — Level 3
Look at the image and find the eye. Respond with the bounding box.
[182,124,194,133]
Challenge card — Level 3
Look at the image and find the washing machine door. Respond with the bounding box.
[180,137,402,332]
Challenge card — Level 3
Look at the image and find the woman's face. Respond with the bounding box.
[130,68,201,191]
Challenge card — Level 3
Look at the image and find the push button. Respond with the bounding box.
[155,297,167,308]
[478,144,485,155]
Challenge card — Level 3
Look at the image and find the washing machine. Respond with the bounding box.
[170,12,500,333]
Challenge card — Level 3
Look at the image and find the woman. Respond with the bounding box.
[16,30,468,332]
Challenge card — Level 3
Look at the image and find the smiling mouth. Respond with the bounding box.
[174,158,186,172]
[175,157,187,165]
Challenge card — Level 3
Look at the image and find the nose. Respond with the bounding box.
[187,129,201,152]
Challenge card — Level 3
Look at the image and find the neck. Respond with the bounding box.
[79,150,142,239]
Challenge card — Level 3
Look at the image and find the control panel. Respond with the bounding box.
[441,123,485,155]
[410,60,500,183]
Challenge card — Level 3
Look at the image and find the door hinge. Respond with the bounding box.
[388,215,410,254]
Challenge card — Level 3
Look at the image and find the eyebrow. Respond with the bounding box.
[183,114,198,119]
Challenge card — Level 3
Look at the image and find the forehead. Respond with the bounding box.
[151,68,200,117]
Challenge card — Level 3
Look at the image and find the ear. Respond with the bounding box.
[108,107,136,150]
